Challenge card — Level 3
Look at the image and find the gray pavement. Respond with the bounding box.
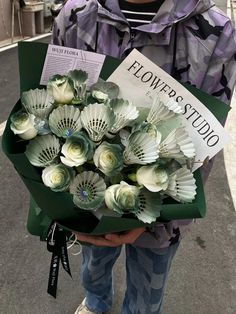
[1,1,236,313]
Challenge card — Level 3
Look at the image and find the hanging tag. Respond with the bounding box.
[58,227,72,277]
[47,243,60,298]
[46,224,72,298]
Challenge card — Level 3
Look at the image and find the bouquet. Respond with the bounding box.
[8,68,198,227]
[2,42,231,298]
[3,42,217,236]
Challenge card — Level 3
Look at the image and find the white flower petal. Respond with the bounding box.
[137,165,169,192]
[19,127,38,140]
[60,156,78,167]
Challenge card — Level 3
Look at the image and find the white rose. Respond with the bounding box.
[60,133,94,167]
[47,75,74,104]
[136,165,169,192]
[42,163,74,192]
[105,181,140,214]
[93,141,123,176]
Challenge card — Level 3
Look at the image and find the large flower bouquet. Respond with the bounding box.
[2,42,231,299]
[2,42,216,237]
[7,69,197,224]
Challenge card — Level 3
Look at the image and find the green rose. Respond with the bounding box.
[93,141,124,176]
[90,81,119,102]
[60,133,94,167]
[68,69,88,104]
[47,74,74,104]
[92,90,109,102]
[105,181,140,214]
[42,163,74,192]
[10,111,37,140]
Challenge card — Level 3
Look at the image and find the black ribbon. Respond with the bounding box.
[47,223,72,298]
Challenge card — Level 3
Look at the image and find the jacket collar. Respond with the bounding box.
[95,0,215,48]
[97,0,215,33]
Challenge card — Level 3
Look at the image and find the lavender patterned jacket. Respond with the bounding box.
[52,0,236,248]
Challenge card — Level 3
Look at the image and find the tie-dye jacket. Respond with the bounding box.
[52,0,236,248]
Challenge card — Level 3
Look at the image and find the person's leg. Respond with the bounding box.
[122,242,179,314]
[81,245,122,313]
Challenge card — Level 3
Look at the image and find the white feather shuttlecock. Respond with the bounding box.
[165,167,197,203]
[25,134,61,167]
[108,99,139,134]
[49,105,82,138]
[136,189,162,223]
[21,88,54,119]
[159,127,196,159]
[80,103,115,143]
[147,94,183,125]
[123,131,159,165]
[70,171,106,210]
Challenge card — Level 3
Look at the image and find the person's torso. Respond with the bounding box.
[56,0,231,92]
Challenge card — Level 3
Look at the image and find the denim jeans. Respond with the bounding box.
[81,242,179,314]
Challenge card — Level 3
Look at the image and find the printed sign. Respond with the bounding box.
[108,49,230,170]
[40,44,105,86]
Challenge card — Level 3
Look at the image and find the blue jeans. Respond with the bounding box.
[81,242,179,314]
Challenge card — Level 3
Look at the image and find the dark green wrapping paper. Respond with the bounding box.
[2,42,230,235]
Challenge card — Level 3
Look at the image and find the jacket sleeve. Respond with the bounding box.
[199,20,236,182]
[51,0,98,50]
[201,20,236,105]
[51,4,67,46]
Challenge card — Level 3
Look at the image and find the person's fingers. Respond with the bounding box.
[75,227,145,246]
[105,227,145,244]
[104,233,124,244]
[119,228,145,244]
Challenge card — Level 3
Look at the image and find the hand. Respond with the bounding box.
[75,227,145,247]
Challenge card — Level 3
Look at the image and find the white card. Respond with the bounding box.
[40,44,105,87]
[108,49,230,171]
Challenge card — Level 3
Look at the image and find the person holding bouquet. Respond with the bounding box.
[52,0,236,313]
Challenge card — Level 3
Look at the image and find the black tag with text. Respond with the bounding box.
[46,223,72,298]
[59,226,72,277]
[47,222,57,253]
